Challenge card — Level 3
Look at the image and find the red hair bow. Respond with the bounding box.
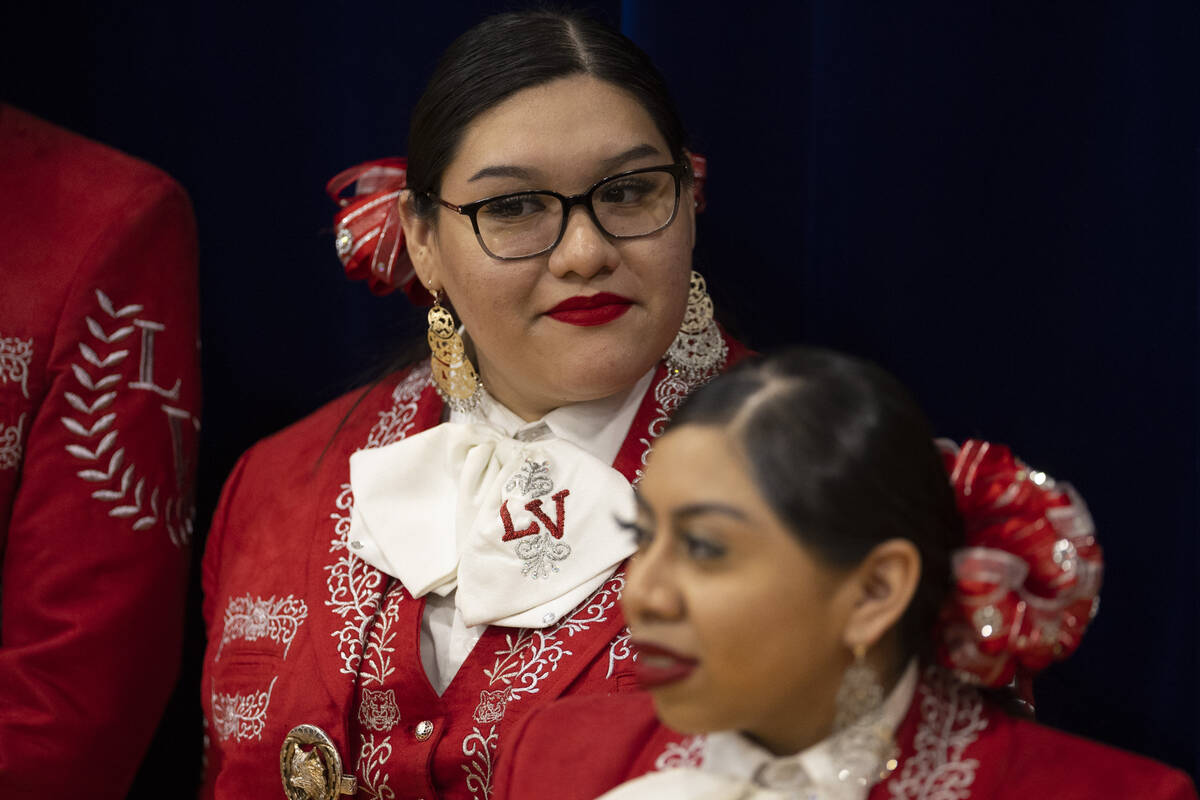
[327,153,709,302]
[327,157,433,305]
[936,440,1103,688]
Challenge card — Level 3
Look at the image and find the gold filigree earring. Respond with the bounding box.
[427,292,483,413]
[664,271,727,386]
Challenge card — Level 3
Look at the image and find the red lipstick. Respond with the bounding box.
[545,293,633,327]
[631,640,698,689]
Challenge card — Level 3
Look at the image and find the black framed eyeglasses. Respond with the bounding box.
[424,162,687,260]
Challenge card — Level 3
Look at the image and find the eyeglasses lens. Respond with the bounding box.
[474,168,678,259]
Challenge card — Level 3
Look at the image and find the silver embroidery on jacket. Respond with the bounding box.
[886,668,987,800]
[327,367,429,800]
[633,369,708,486]
[211,676,278,743]
[327,365,431,678]
[353,587,405,800]
[357,733,396,800]
[472,690,509,724]
[460,572,627,799]
[0,413,26,470]
[326,483,384,677]
[654,735,706,770]
[0,335,33,399]
[358,689,401,732]
[365,363,431,449]
[360,582,404,686]
[462,726,500,800]
[606,625,638,679]
[61,289,199,546]
[216,594,309,660]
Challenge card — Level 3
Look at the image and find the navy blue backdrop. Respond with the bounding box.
[3,1,1197,794]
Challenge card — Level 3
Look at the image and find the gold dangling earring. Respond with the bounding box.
[664,271,728,386]
[829,644,900,789]
[427,292,483,413]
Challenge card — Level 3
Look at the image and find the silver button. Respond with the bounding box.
[542,611,556,625]
[415,720,434,741]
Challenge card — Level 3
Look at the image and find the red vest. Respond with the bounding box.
[201,341,749,799]
[0,105,200,799]
[493,668,1197,800]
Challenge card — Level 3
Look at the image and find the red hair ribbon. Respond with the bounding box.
[327,157,433,304]
[327,153,709,303]
[935,439,1103,689]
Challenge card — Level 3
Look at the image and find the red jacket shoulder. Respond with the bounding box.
[0,104,181,200]
[494,692,671,800]
[993,715,1196,800]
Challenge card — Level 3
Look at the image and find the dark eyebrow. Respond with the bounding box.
[466,144,666,184]
[598,144,665,172]
[672,503,749,523]
[468,165,537,183]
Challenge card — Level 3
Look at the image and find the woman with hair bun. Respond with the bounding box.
[494,348,1196,800]
[200,9,745,800]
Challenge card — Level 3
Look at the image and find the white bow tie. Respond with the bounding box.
[347,421,636,628]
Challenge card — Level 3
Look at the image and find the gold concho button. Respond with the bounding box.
[415,719,434,741]
[280,724,358,800]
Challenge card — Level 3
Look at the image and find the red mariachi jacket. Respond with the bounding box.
[200,340,748,800]
[493,668,1198,800]
[0,106,200,798]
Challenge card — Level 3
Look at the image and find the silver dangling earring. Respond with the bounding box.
[664,271,728,386]
[829,644,900,789]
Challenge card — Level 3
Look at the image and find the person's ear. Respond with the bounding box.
[839,539,922,651]
[398,191,441,292]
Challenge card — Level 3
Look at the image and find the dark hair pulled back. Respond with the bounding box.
[407,9,689,215]
[670,347,964,661]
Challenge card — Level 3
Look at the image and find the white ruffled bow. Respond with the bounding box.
[348,421,637,628]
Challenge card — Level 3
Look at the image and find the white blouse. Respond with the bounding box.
[599,662,919,800]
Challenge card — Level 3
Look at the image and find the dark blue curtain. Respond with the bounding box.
[624,0,1200,779]
[4,1,1197,793]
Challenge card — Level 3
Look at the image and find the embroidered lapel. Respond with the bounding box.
[309,363,442,715]
[875,667,990,800]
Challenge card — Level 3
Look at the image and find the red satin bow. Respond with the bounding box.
[936,440,1103,688]
[327,157,432,303]
[327,153,709,302]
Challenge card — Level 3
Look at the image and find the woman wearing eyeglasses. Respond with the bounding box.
[493,348,1196,800]
[200,9,746,800]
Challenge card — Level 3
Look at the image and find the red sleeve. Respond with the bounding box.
[0,175,200,798]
